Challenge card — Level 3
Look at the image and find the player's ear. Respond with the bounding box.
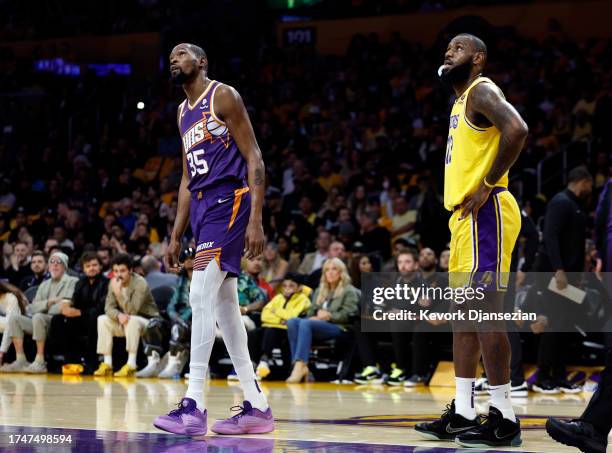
[473,51,485,67]
[200,57,208,72]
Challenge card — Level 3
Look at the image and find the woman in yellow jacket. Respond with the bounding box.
[249,273,311,379]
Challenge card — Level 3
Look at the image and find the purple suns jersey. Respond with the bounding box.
[178,80,247,192]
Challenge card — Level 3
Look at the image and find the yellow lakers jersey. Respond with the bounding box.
[443,76,507,211]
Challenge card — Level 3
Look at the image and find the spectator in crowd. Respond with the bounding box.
[286,258,359,383]
[97,247,113,274]
[298,230,331,275]
[261,242,289,286]
[43,238,60,256]
[0,282,28,365]
[0,251,78,373]
[138,248,194,379]
[530,167,593,393]
[241,254,274,301]
[354,251,422,385]
[406,248,450,387]
[236,257,270,331]
[19,250,49,291]
[350,253,382,289]
[5,241,32,286]
[155,250,195,379]
[306,240,347,288]
[358,211,391,261]
[141,255,178,290]
[249,273,311,380]
[438,249,450,272]
[390,195,417,242]
[93,253,159,377]
[49,251,108,373]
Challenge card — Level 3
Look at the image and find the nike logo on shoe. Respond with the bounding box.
[446,423,472,434]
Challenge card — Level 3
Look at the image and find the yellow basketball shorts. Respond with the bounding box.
[449,188,521,290]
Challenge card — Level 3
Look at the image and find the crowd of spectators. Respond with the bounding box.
[0,13,611,389]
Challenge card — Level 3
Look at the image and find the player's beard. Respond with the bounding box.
[438,59,473,91]
[170,69,190,85]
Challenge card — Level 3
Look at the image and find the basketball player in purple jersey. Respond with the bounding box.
[153,43,274,436]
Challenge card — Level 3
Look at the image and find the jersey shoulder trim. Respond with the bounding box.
[464,77,498,132]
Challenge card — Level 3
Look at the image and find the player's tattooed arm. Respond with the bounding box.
[215,84,266,258]
[459,82,528,219]
[469,82,529,184]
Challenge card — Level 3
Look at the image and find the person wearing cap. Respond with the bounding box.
[0,251,78,374]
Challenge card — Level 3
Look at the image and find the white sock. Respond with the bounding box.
[489,383,516,421]
[455,377,477,420]
[35,354,44,363]
[216,277,269,412]
[168,354,178,365]
[104,355,112,366]
[185,261,227,411]
[127,353,137,368]
[16,353,26,361]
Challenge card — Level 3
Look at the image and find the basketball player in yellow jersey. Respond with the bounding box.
[415,34,528,448]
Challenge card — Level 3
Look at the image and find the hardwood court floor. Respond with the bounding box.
[0,374,610,452]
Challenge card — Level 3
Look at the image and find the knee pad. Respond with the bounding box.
[142,317,168,355]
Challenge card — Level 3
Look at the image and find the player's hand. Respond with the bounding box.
[165,238,182,274]
[555,269,568,290]
[459,183,492,220]
[244,220,265,259]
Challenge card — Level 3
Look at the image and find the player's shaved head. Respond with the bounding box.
[455,33,487,65]
[186,43,207,61]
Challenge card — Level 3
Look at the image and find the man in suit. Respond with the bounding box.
[0,251,78,373]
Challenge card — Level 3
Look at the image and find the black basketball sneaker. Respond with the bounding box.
[414,400,481,441]
[546,418,607,453]
[455,406,522,448]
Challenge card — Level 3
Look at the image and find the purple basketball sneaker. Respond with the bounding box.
[210,401,274,435]
[153,397,207,436]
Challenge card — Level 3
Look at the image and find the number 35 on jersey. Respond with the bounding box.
[186,148,209,177]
